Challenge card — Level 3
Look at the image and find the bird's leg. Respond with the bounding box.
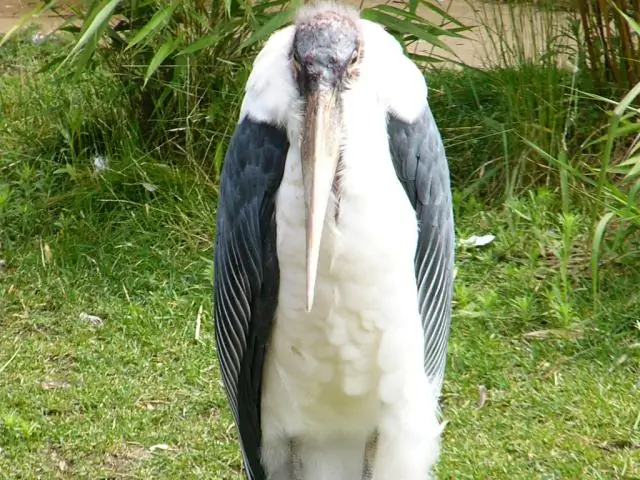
[288,438,303,480]
[361,429,379,480]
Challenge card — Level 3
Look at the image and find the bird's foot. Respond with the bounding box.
[361,430,379,480]
[289,438,303,480]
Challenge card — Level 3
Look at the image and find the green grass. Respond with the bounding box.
[445,194,640,478]
[2,182,639,478]
[2,13,640,480]
[483,0,577,12]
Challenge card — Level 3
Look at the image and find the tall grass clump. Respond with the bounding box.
[427,0,601,202]
[0,0,466,243]
[44,0,304,178]
[576,0,640,92]
[487,5,640,305]
[418,1,639,320]
[492,0,640,92]
[2,0,467,173]
[445,0,637,198]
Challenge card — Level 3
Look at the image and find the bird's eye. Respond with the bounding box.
[349,51,359,66]
[292,50,301,64]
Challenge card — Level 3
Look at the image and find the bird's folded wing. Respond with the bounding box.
[387,105,455,397]
[214,116,289,479]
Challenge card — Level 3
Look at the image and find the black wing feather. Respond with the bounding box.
[214,117,288,480]
[387,105,455,396]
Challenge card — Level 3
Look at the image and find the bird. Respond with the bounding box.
[213,2,455,479]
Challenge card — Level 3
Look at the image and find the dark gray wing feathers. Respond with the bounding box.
[214,117,288,480]
[387,105,455,396]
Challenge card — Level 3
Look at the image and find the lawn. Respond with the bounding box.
[1,4,640,479]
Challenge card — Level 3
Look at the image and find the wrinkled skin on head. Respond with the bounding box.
[292,10,362,93]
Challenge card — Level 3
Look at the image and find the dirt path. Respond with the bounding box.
[0,0,575,69]
[0,1,69,35]
[349,0,575,68]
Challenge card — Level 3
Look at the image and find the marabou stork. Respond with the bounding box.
[213,2,454,479]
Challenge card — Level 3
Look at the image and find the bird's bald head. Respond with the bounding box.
[291,4,363,93]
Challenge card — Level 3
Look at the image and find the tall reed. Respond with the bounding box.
[575,0,639,92]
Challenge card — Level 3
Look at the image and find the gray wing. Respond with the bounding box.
[387,105,455,396]
[214,116,289,480]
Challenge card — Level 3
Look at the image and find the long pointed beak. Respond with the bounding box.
[300,86,341,312]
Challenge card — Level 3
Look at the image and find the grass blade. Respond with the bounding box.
[371,5,469,39]
[591,211,616,305]
[177,34,222,56]
[143,37,180,88]
[614,81,640,117]
[242,0,301,48]
[559,151,570,214]
[611,3,640,36]
[362,9,453,53]
[126,1,179,51]
[622,155,640,179]
[417,0,472,29]
[62,0,121,66]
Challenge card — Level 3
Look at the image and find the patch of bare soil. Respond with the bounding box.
[42,443,152,477]
[350,0,576,68]
[0,1,74,35]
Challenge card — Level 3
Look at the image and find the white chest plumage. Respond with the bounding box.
[261,91,436,480]
[264,81,422,428]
